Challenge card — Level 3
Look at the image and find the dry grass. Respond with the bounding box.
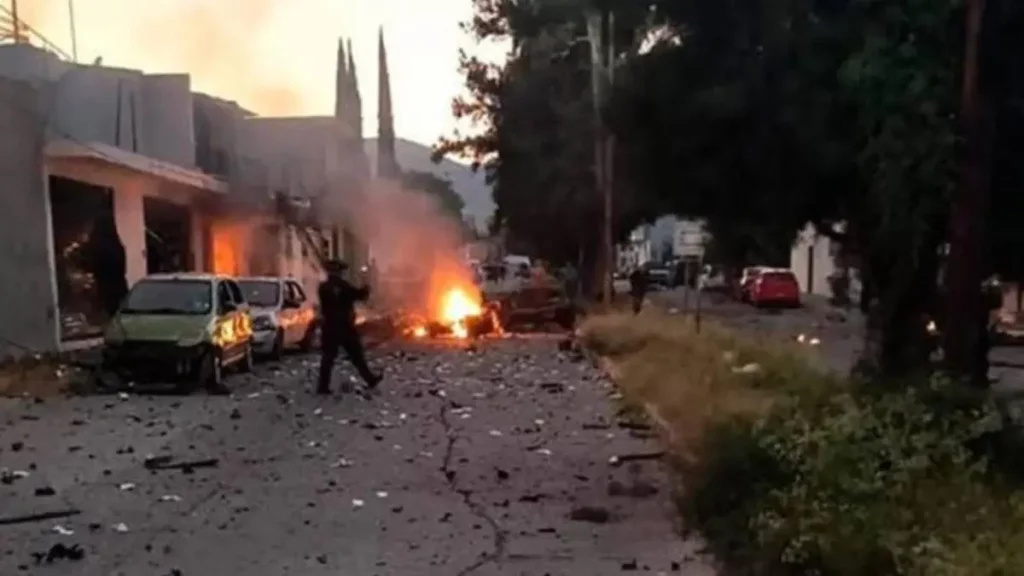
[581,309,838,464]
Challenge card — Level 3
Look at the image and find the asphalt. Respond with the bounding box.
[0,336,713,576]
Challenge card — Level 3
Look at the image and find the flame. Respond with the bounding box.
[412,325,427,338]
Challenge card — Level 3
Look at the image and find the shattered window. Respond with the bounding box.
[238,280,281,307]
[121,280,212,315]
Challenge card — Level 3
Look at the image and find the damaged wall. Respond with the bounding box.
[0,79,59,356]
[0,45,198,168]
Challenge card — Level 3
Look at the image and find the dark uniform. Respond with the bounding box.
[629,268,648,315]
[317,260,382,395]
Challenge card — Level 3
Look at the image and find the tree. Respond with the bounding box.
[400,170,466,224]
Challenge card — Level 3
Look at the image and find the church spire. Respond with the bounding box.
[334,37,349,121]
[377,26,399,179]
[347,38,363,142]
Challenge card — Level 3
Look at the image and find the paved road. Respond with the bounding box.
[653,288,1024,394]
[0,337,711,575]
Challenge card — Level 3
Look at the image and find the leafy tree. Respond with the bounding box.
[400,170,466,224]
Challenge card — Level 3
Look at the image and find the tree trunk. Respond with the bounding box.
[943,0,994,387]
[858,238,940,382]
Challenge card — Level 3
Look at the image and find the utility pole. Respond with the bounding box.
[943,0,993,385]
[11,0,20,42]
[603,12,615,308]
[68,0,78,61]
[587,8,615,307]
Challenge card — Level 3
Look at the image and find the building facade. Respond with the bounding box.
[0,43,368,357]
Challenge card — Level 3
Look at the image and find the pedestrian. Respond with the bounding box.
[317,260,383,395]
[628,267,648,315]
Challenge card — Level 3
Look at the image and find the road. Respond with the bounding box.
[652,288,1024,394]
[0,336,712,576]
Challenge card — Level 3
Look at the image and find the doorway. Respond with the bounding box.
[48,176,127,341]
[143,197,193,274]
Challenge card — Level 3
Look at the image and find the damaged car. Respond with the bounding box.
[238,276,317,359]
[101,273,254,393]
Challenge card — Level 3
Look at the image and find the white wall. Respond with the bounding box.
[0,45,197,168]
[47,158,209,287]
[790,224,836,296]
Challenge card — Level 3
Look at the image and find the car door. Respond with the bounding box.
[286,280,313,344]
[221,279,249,360]
[214,281,237,356]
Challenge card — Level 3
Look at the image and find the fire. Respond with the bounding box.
[405,285,488,339]
[439,287,482,338]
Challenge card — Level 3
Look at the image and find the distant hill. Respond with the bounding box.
[364,138,495,231]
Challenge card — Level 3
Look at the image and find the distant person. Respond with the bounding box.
[317,260,382,396]
[628,267,648,315]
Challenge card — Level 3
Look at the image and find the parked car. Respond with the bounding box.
[101,273,254,393]
[646,267,672,291]
[484,282,577,331]
[736,266,766,301]
[749,269,801,308]
[238,276,317,359]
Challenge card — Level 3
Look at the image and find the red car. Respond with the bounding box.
[749,269,801,308]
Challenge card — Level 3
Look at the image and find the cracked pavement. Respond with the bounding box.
[0,335,712,575]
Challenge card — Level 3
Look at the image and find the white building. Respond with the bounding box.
[789,223,848,297]
[0,43,365,357]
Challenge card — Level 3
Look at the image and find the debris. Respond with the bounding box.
[569,506,610,524]
[376,491,388,499]
[145,457,219,472]
[112,522,129,533]
[731,362,761,374]
[489,430,503,437]
[118,483,136,491]
[11,441,24,451]
[609,452,665,466]
[0,509,81,526]
[229,408,241,420]
[534,448,552,456]
[495,468,510,481]
[52,525,74,536]
[352,499,365,508]
[621,558,638,571]
[329,458,353,468]
[539,382,564,393]
[34,486,56,497]
[1,469,29,484]
[159,494,183,502]
[32,543,85,564]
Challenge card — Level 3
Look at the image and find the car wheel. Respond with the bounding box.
[239,341,254,373]
[198,347,228,395]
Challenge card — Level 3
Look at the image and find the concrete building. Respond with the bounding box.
[0,43,369,357]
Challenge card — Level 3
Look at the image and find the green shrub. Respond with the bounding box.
[584,311,1024,576]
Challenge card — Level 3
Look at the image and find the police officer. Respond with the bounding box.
[317,260,382,395]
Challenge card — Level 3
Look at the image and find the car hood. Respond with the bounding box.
[111,314,209,342]
[250,306,279,319]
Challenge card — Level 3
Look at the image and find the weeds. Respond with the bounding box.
[581,311,1024,575]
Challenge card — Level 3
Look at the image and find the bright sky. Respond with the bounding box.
[15,0,507,147]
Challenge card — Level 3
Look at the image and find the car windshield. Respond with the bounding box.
[238,280,281,307]
[762,272,796,282]
[120,279,212,315]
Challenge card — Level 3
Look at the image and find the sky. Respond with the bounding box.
[12,0,507,148]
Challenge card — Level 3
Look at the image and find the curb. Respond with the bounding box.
[580,342,678,447]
